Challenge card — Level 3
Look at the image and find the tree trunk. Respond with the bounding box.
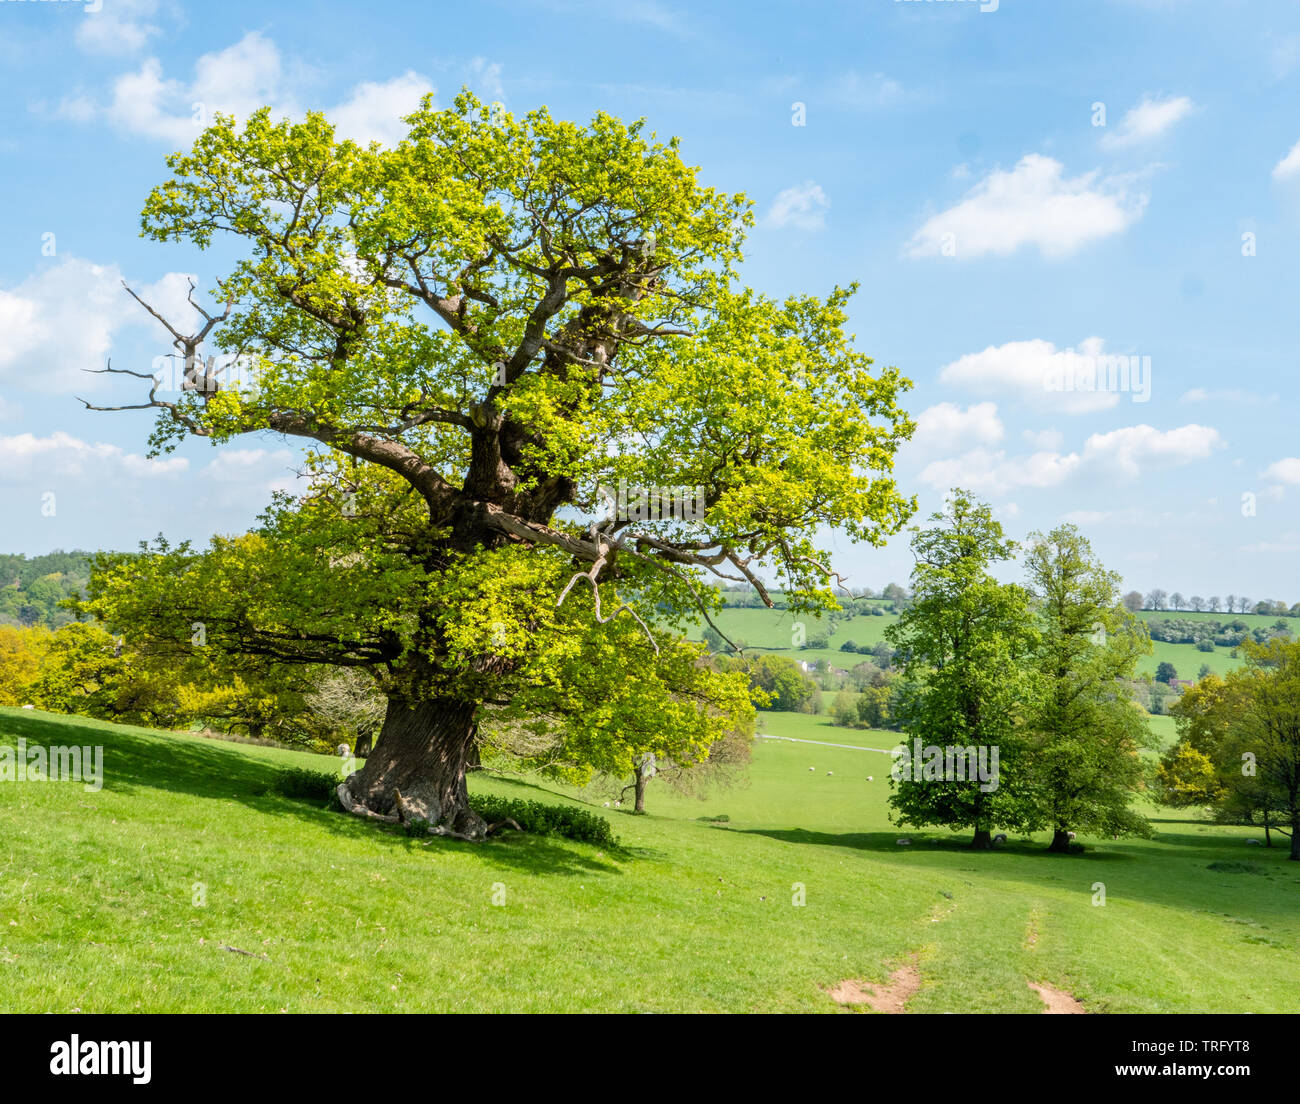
[354,730,374,759]
[970,828,992,850]
[1264,812,1272,848]
[1291,813,1300,862]
[634,767,648,814]
[1048,828,1071,853]
[343,697,486,838]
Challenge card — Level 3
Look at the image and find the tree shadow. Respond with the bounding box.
[733,824,1300,922]
[0,710,622,877]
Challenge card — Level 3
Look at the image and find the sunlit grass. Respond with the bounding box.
[1,706,1296,1012]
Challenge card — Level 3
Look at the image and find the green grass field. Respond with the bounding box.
[2,705,1297,1013]
[689,605,1288,680]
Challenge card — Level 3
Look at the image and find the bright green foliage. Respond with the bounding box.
[1165,656,1300,854]
[885,491,1040,844]
[80,94,915,801]
[1156,742,1223,807]
[1022,525,1153,846]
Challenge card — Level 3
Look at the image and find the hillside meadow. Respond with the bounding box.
[2,705,1296,1013]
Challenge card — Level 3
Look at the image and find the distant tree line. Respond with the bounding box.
[1125,589,1300,617]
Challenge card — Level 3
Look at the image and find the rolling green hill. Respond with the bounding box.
[2,706,1296,1013]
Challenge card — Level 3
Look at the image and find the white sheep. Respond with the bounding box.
[826,771,833,776]
[336,743,350,758]
[1067,831,1076,840]
[993,832,1007,845]
[896,837,911,846]
[809,766,815,772]
[1247,838,1262,846]
[866,776,874,782]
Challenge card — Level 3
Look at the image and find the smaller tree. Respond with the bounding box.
[885,491,1040,849]
[1146,589,1168,611]
[1170,591,1184,611]
[1189,595,1205,612]
[830,689,858,727]
[1023,525,1153,852]
[1208,596,1221,612]
[1123,591,1144,613]
[1155,661,1178,685]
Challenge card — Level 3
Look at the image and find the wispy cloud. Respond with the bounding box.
[1101,94,1195,149]
[761,181,829,231]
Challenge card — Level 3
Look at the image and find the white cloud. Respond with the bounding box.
[916,423,1224,496]
[1101,94,1194,149]
[67,32,432,148]
[762,181,829,231]
[909,401,1003,453]
[1272,139,1300,182]
[103,32,291,143]
[906,154,1148,259]
[0,431,188,483]
[1082,423,1224,477]
[75,0,162,55]
[0,258,199,394]
[331,71,436,147]
[919,447,1082,497]
[939,336,1151,414]
[1263,458,1300,485]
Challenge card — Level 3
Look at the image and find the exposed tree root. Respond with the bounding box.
[337,783,521,841]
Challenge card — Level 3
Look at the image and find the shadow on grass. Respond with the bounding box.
[0,710,622,877]
[736,826,1132,864]
[735,825,1300,924]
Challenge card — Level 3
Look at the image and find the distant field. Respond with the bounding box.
[689,604,1288,681]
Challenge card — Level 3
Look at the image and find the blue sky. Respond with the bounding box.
[2,0,1299,602]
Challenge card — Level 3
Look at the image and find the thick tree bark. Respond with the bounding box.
[634,768,648,814]
[354,730,374,759]
[1048,828,1071,853]
[970,828,992,850]
[343,697,487,838]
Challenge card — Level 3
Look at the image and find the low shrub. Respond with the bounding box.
[472,793,619,847]
[270,767,338,802]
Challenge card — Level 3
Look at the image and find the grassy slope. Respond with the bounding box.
[2,706,1297,1013]
[689,606,1288,680]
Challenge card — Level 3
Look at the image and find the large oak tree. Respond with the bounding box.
[82,94,916,837]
